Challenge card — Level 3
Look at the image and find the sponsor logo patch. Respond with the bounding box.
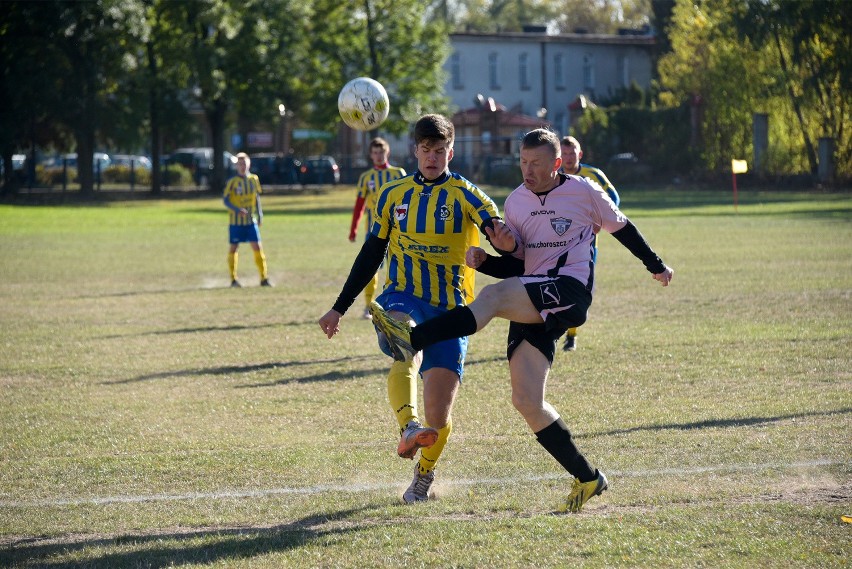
[539,282,561,305]
[551,217,572,236]
[395,203,409,221]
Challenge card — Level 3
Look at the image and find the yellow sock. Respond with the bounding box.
[567,327,578,337]
[364,272,379,305]
[418,420,451,474]
[253,249,268,280]
[228,251,238,281]
[387,360,418,431]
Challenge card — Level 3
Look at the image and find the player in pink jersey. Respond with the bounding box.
[370,128,673,512]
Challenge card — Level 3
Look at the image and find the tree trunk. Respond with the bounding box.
[147,39,162,195]
[207,99,227,194]
[773,28,818,174]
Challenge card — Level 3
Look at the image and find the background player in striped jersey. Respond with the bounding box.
[371,128,673,512]
[223,152,272,288]
[559,135,620,352]
[349,137,407,319]
[319,114,502,504]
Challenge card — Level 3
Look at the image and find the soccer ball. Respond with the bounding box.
[337,77,390,131]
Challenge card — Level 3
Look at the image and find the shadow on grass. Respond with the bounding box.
[99,321,294,339]
[73,286,239,300]
[591,406,852,438]
[2,505,382,568]
[103,355,381,386]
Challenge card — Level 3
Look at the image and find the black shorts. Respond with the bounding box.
[507,275,592,364]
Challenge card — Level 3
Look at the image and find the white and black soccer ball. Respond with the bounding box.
[337,77,390,131]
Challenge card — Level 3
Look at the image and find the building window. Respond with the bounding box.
[554,53,566,90]
[451,53,463,90]
[519,53,530,90]
[583,54,595,94]
[489,52,501,90]
[617,55,629,88]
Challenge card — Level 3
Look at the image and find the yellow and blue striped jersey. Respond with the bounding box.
[223,174,263,225]
[372,171,499,310]
[357,165,407,217]
[574,164,619,206]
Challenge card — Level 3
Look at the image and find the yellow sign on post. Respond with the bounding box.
[732,159,748,174]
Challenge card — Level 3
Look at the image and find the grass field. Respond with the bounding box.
[1,185,850,568]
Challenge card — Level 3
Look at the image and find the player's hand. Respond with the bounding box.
[318,310,342,339]
[466,246,487,268]
[348,231,357,242]
[653,266,673,287]
[239,207,249,216]
[484,220,517,253]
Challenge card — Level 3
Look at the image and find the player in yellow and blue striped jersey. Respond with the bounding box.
[559,136,620,351]
[223,153,272,288]
[319,114,503,504]
[349,137,407,318]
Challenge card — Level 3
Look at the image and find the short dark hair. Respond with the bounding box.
[561,135,581,152]
[370,137,389,151]
[414,114,455,146]
[522,128,560,157]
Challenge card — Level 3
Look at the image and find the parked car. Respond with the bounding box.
[607,152,652,180]
[110,154,152,170]
[44,152,111,173]
[166,147,236,186]
[250,152,301,186]
[298,155,340,185]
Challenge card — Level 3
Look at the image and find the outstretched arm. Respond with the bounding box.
[319,234,389,338]
[611,220,673,286]
[467,246,525,278]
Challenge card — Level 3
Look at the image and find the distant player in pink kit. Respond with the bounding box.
[370,128,673,512]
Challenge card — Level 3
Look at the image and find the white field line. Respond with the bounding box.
[1,459,846,509]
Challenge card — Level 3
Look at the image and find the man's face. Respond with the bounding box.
[560,143,581,172]
[370,146,389,167]
[520,145,561,194]
[236,157,249,176]
[415,140,453,180]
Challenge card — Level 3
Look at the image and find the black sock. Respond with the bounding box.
[410,306,478,351]
[535,417,596,482]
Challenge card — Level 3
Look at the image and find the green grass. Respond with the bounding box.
[0,186,850,568]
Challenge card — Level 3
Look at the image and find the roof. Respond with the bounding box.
[452,106,550,129]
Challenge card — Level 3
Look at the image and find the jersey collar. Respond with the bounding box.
[414,171,450,186]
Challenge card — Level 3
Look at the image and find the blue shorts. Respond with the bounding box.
[229,224,261,244]
[374,290,468,380]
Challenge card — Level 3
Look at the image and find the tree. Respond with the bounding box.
[440,0,651,34]
[44,1,132,197]
[734,0,851,176]
[303,0,451,136]
[658,0,851,179]
[657,0,779,174]
[0,1,92,193]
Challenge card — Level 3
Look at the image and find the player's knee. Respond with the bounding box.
[511,389,541,417]
[476,282,504,310]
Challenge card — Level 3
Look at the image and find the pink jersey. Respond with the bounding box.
[504,174,627,287]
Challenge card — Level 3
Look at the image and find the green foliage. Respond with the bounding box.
[161,164,194,186]
[657,0,851,180]
[303,0,452,136]
[35,165,75,186]
[103,165,153,185]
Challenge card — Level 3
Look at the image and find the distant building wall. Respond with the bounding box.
[445,30,655,135]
